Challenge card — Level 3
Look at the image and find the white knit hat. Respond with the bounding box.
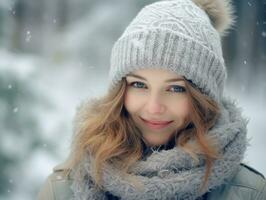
[108,0,235,102]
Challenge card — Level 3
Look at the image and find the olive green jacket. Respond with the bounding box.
[37,163,266,200]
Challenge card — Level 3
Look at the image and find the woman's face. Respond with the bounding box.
[124,68,190,147]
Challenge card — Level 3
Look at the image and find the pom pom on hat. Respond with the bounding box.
[191,0,236,36]
[164,0,236,36]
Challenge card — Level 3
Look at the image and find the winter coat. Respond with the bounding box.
[37,162,266,200]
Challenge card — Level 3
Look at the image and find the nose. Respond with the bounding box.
[145,93,166,114]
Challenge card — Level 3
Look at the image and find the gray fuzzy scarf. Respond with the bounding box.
[71,98,248,200]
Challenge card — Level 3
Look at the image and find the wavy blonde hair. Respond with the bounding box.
[66,77,220,190]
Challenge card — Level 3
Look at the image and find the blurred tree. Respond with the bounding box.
[0,67,56,197]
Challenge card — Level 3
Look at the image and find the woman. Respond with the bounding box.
[38,0,266,199]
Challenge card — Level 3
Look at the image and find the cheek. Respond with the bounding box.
[173,98,191,119]
[124,91,142,113]
[182,100,190,116]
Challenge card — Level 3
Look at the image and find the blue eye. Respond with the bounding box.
[168,85,186,93]
[129,81,146,89]
[127,82,186,92]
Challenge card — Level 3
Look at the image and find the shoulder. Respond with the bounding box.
[207,163,266,200]
[232,163,265,187]
[37,162,74,200]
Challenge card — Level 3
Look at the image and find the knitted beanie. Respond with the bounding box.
[108,0,235,102]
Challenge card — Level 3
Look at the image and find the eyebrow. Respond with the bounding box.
[126,73,184,83]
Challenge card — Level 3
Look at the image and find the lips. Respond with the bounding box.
[140,117,173,130]
[141,118,172,124]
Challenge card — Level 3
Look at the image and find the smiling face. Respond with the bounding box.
[124,68,191,147]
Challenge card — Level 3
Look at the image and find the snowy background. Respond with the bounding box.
[0,0,265,199]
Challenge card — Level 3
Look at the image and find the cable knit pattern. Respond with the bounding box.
[109,0,227,102]
[71,97,248,200]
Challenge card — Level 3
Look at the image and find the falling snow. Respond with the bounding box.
[25,31,31,42]
[13,107,18,113]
